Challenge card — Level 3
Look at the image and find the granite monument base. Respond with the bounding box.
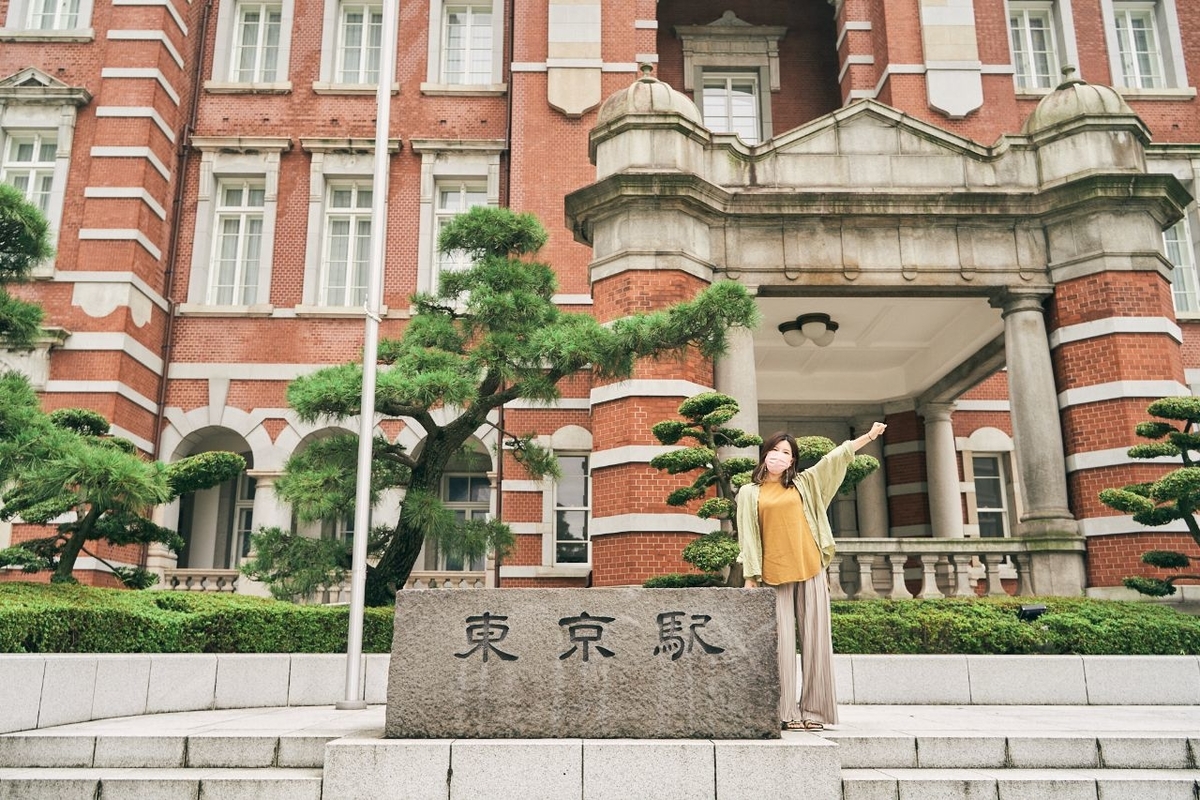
[385,588,779,739]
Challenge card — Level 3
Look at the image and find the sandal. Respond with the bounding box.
[781,719,824,731]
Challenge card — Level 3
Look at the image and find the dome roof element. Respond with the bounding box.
[596,64,703,128]
[1022,67,1136,135]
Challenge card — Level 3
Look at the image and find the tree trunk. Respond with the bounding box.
[53,506,100,582]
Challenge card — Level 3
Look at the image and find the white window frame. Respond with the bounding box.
[1007,1,1065,91]
[299,139,395,313]
[208,0,294,92]
[421,473,491,572]
[208,179,267,306]
[700,71,762,144]
[227,472,257,567]
[675,12,785,143]
[552,453,591,566]
[1,0,94,40]
[434,181,489,283]
[1165,208,1200,317]
[1,130,57,215]
[411,138,504,296]
[319,179,373,308]
[0,67,90,277]
[970,454,1011,539]
[423,0,505,94]
[315,0,398,93]
[958,427,1022,540]
[1100,0,1189,92]
[183,137,288,314]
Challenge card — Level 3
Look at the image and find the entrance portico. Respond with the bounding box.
[566,70,1190,595]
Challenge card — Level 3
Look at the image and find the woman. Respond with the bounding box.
[736,422,886,731]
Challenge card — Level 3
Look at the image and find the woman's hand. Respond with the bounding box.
[852,421,887,452]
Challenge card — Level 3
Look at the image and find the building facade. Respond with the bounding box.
[2,0,1200,600]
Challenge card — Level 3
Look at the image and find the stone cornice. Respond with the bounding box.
[190,135,293,153]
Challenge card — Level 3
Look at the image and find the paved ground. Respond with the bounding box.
[13,703,1199,740]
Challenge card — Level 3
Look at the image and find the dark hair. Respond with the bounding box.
[752,431,799,486]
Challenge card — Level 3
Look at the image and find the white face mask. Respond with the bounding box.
[764,450,791,475]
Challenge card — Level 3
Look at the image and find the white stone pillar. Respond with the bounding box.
[713,326,760,458]
[853,416,889,538]
[247,470,292,531]
[920,402,964,539]
[992,291,1077,536]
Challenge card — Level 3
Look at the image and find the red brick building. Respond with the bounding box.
[2,0,1199,601]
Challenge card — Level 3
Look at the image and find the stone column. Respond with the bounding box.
[993,292,1077,534]
[852,416,888,538]
[714,326,760,459]
[992,290,1084,595]
[247,470,292,531]
[920,402,964,538]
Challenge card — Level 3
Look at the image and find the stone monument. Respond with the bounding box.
[385,587,780,739]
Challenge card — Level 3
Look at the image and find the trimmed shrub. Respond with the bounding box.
[2,583,1198,655]
[0,583,393,653]
[831,596,1200,655]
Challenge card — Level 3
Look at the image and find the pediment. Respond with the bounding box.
[0,67,91,105]
[767,99,997,161]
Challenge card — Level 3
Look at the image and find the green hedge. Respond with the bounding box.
[2,583,1197,655]
[0,583,394,653]
[831,597,1200,655]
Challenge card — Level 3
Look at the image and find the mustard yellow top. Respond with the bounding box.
[758,480,822,585]
[736,440,857,583]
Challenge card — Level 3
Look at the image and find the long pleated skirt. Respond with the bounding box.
[774,569,838,725]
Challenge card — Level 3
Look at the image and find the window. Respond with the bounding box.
[701,72,760,144]
[184,137,287,312]
[411,139,503,296]
[1101,0,1187,91]
[227,473,257,566]
[337,3,383,84]
[321,181,373,307]
[1,131,55,213]
[1009,3,1060,90]
[232,2,282,83]
[675,13,784,142]
[554,454,590,564]
[972,455,1010,538]
[1113,4,1164,89]
[435,182,487,281]
[424,0,504,92]
[209,180,265,305]
[425,474,490,571]
[1,0,93,36]
[1165,216,1200,314]
[442,4,492,84]
[27,0,78,30]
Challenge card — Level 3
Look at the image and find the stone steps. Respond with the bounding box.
[831,729,1200,799]
[842,768,1200,800]
[0,766,323,799]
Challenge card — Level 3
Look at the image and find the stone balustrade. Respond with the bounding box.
[162,569,240,593]
[159,569,487,600]
[829,538,1031,600]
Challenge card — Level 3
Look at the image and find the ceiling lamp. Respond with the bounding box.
[778,313,839,347]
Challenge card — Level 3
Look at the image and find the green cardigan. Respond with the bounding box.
[735,440,856,583]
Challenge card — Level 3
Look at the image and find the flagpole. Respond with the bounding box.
[338,0,399,710]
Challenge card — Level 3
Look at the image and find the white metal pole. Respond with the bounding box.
[338,0,399,710]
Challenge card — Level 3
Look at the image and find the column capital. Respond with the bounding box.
[246,469,283,483]
[918,401,956,423]
[989,288,1052,318]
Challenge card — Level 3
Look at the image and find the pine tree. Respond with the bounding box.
[272,206,759,603]
[0,372,245,586]
[0,182,52,348]
[1098,396,1200,596]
